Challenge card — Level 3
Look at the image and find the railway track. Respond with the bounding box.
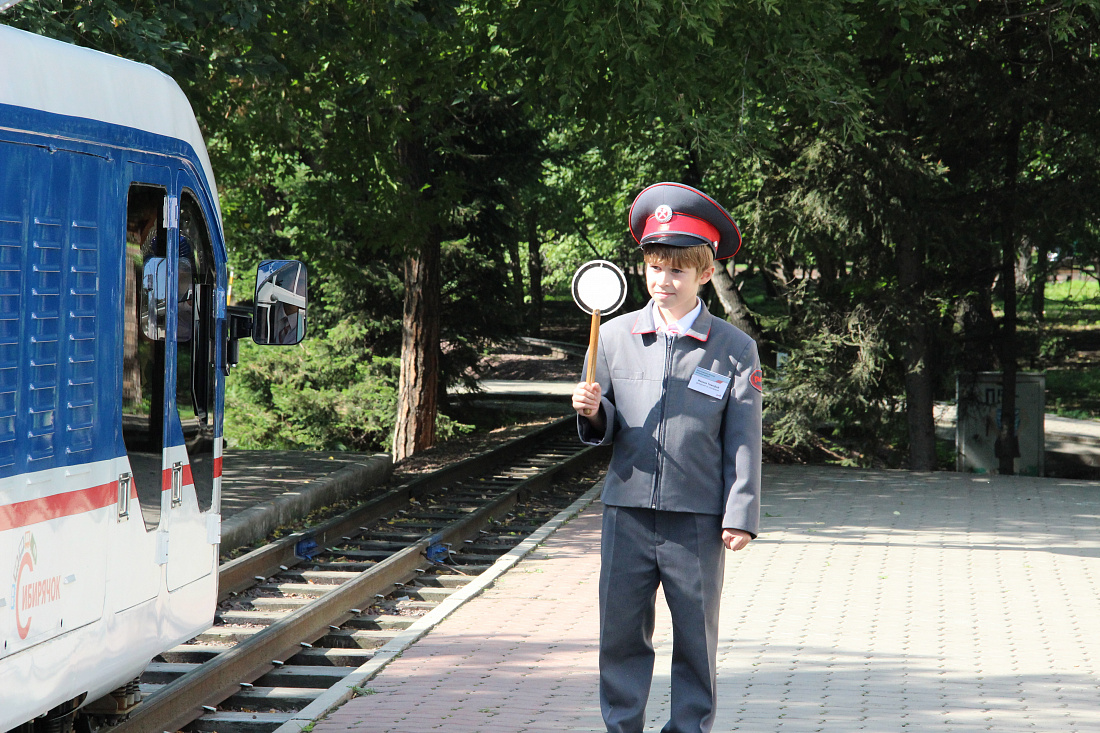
[103,417,607,733]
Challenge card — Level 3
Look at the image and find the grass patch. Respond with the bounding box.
[1036,278,1100,419]
[1045,368,1100,419]
[1042,278,1100,325]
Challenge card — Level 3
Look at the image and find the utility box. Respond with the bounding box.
[956,372,1045,476]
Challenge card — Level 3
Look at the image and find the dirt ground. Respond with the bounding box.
[392,416,566,480]
[478,348,584,381]
[392,341,582,479]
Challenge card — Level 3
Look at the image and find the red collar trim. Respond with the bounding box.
[631,312,656,334]
[685,325,710,342]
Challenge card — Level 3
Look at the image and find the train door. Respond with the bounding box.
[112,163,173,611]
[166,166,220,592]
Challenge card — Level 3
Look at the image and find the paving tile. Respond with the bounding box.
[310,465,1100,732]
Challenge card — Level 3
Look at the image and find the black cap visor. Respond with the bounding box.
[640,232,715,248]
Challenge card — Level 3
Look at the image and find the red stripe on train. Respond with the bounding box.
[160,463,196,491]
[0,481,118,531]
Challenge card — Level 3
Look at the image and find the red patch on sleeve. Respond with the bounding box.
[750,369,763,393]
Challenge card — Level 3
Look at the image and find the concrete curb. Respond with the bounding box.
[220,454,393,555]
[269,478,605,733]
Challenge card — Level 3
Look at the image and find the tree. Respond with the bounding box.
[502,0,875,350]
[10,0,547,459]
[19,0,1100,469]
[729,0,1100,470]
[908,0,1100,473]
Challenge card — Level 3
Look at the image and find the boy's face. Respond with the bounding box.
[645,259,716,319]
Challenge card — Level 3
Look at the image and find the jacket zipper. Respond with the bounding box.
[652,334,675,508]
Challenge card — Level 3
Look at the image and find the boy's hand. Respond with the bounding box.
[572,381,602,416]
[722,528,752,552]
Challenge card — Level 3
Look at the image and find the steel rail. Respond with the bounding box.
[109,424,603,733]
[218,415,576,599]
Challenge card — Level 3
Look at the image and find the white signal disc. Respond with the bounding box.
[572,260,627,315]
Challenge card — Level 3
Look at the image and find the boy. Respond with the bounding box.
[572,182,762,733]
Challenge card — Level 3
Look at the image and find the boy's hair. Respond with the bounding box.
[642,243,715,273]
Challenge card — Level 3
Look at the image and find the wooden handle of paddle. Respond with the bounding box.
[584,309,600,416]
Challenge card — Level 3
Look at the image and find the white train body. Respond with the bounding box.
[1,25,227,730]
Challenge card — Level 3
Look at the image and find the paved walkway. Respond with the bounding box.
[312,464,1100,733]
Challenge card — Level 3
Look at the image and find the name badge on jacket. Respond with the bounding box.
[687,367,730,399]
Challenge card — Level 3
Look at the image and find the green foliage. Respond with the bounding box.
[224,320,399,451]
[767,304,904,463]
[1045,368,1100,420]
[13,0,1100,460]
[1042,278,1100,323]
[224,319,472,452]
[7,0,196,65]
[1038,332,1072,363]
[506,0,869,149]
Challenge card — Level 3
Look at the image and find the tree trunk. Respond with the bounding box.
[1015,243,1031,291]
[997,19,1023,476]
[709,264,766,348]
[998,245,1019,475]
[1031,240,1048,320]
[957,280,998,373]
[896,226,937,471]
[393,235,441,461]
[903,320,937,470]
[525,208,543,336]
[505,225,525,316]
[392,133,442,462]
[997,120,1022,476]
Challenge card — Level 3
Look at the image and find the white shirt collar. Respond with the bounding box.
[652,298,702,337]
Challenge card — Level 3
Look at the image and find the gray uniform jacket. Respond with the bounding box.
[579,301,762,537]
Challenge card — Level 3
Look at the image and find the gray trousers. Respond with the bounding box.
[599,506,726,733]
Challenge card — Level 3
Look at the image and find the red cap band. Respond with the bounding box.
[641,212,720,247]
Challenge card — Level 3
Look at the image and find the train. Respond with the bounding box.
[0,24,307,732]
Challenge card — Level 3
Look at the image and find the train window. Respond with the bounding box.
[177,191,216,513]
[123,184,167,531]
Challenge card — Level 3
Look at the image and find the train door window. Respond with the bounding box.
[123,184,167,530]
[177,190,216,513]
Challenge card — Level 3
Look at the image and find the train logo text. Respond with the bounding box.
[12,531,60,640]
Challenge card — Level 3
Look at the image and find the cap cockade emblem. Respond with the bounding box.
[653,204,673,223]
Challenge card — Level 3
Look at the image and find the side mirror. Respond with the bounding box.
[252,260,308,345]
[140,257,168,341]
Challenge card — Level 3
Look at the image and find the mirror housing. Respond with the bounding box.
[224,260,309,375]
[225,305,253,373]
[252,260,308,346]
